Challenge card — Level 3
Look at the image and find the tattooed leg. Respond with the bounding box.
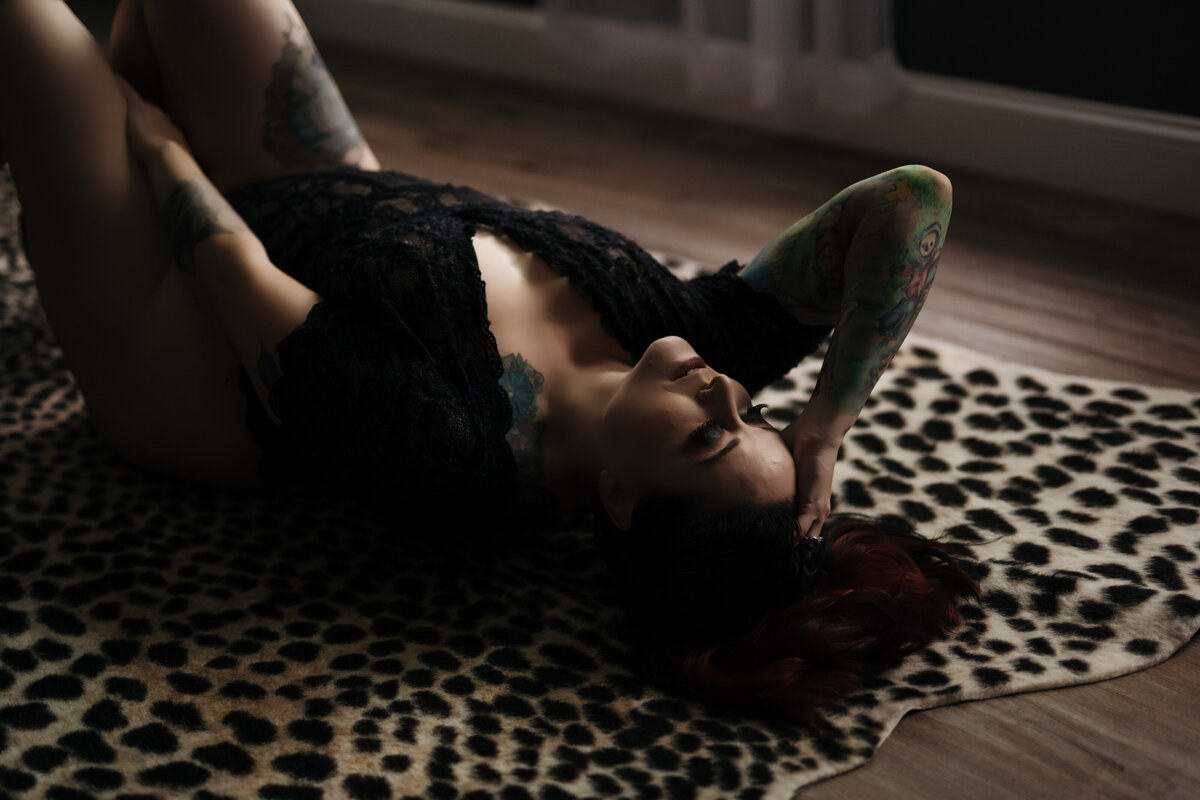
[262,15,370,170]
[129,0,377,192]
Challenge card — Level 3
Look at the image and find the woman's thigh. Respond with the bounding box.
[128,0,380,193]
[1,0,263,486]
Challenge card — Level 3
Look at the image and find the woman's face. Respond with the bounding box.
[599,336,795,525]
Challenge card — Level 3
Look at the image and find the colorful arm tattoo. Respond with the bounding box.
[498,352,547,485]
[741,166,952,423]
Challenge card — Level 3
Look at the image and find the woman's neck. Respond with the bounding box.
[539,360,628,507]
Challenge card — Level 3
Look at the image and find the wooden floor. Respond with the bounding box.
[316,47,1200,799]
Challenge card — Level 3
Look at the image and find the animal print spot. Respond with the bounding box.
[120,723,178,755]
[279,642,322,662]
[166,672,213,695]
[0,608,28,637]
[1103,585,1156,607]
[1031,594,1060,615]
[104,677,146,701]
[965,369,998,386]
[344,774,392,799]
[871,476,912,494]
[1128,515,1168,535]
[1168,595,1200,618]
[983,591,1020,616]
[840,480,874,508]
[288,719,334,746]
[23,673,83,702]
[1047,528,1099,551]
[21,744,69,771]
[944,524,983,542]
[151,701,206,731]
[931,399,960,414]
[0,702,55,730]
[147,641,189,668]
[957,479,993,498]
[905,670,950,687]
[897,433,935,452]
[1148,404,1195,420]
[922,419,953,440]
[924,483,967,507]
[917,455,950,471]
[137,761,211,789]
[1154,442,1196,461]
[72,766,124,791]
[1077,601,1116,623]
[57,730,116,763]
[972,668,1009,687]
[968,509,1015,534]
[272,751,337,781]
[221,680,267,700]
[36,606,85,637]
[1125,639,1159,655]
[1015,508,1050,526]
[1073,487,1116,507]
[1147,557,1184,591]
[194,742,256,776]
[1059,659,1089,674]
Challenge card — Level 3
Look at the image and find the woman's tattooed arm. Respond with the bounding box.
[160,178,249,276]
[742,166,952,436]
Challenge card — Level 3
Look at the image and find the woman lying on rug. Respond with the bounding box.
[0,0,975,718]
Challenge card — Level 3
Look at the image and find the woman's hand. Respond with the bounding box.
[782,415,843,540]
[116,76,190,164]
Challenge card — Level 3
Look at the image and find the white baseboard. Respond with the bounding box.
[296,0,1200,219]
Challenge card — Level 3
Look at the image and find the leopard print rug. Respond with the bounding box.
[2,170,1198,800]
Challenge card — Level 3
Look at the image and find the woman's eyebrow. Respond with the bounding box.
[699,437,740,465]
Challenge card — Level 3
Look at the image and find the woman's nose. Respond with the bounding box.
[698,374,738,415]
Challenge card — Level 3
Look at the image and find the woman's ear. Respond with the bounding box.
[597,469,636,532]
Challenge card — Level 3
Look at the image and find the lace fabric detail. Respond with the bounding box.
[226,168,831,525]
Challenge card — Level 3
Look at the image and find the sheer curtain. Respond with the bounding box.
[546,0,901,116]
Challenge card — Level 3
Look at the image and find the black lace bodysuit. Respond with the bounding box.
[224,168,831,523]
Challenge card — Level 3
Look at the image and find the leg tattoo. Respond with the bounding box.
[262,17,368,170]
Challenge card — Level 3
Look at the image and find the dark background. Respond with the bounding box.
[472,0,1196,118]
[893,1,1195,118]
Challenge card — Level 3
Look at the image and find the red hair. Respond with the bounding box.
[643,518,979,719]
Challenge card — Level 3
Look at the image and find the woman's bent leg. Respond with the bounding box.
[0,0,263,486]
[118,0,379,193]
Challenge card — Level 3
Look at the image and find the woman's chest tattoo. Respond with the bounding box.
[498,352,546,481]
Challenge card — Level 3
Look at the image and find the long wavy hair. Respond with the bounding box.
[595,504,979,720]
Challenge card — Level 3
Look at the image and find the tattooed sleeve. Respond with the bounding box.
[741,166,952,420]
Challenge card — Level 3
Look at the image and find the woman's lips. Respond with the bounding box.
[671,356,707,381]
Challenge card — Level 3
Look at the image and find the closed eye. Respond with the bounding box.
[684,404,772,451]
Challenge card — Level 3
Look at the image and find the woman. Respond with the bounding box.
[0,0,975,718]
